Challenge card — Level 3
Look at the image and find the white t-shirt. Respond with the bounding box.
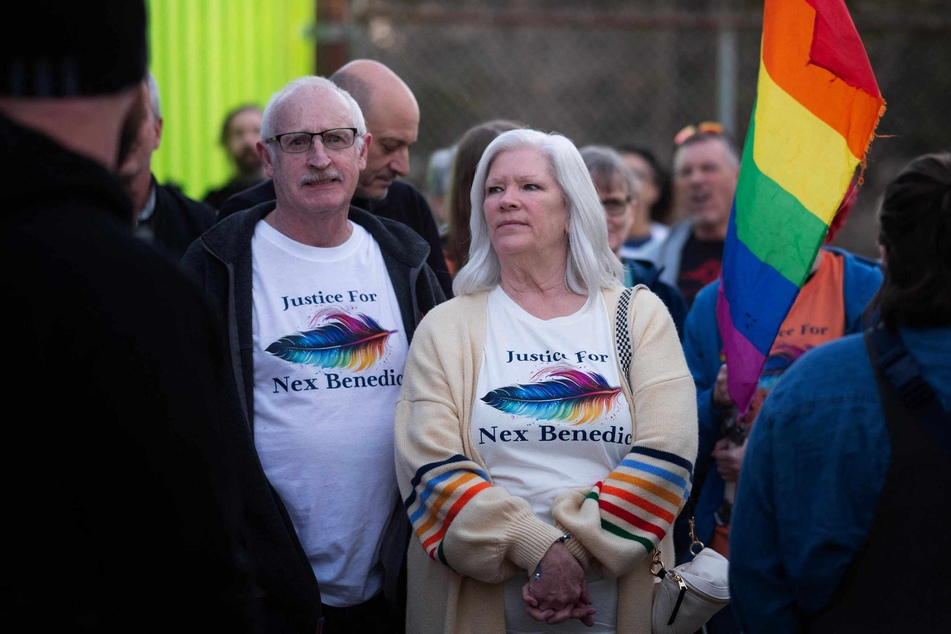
[473,286,632,633]
[250,220,408,606]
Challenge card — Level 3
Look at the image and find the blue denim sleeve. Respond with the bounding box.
[730,337,890,632]
[729,395,803,632]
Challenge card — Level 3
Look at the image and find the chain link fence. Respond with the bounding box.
[332,0,950,257]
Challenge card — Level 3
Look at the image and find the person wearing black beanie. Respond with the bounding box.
[0,1,148,98]
[0,2,259,631]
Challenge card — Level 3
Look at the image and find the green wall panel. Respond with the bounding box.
[147,0,315,200]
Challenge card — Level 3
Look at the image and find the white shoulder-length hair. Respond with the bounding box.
[453,128,624,300]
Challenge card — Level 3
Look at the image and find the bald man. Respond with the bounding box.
[216,62,454,297]
[331,59,419,201]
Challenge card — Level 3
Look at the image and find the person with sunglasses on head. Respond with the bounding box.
[181,76,447,634]
[644,122,739,309]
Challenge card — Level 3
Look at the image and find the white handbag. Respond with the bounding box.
[651,519,730,634]
[614,284,730,634]
[613,287,731,632]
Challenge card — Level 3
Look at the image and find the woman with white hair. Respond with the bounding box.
[395,128,697,633]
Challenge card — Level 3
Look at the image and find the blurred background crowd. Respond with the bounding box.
[148,0,949,259]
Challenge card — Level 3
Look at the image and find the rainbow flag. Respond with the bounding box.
[716,0,885,415]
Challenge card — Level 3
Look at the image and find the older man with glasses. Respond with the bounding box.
[215,60,455,300]
[181,75,447,634]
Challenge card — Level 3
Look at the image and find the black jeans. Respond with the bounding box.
[320,591,404,634]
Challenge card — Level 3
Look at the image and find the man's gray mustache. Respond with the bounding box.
[299,172,343,186]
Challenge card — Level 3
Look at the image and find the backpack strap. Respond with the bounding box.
[864,322,951,458]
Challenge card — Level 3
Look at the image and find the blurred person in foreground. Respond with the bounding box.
[182,75,445,633]
[203,103,266,210]
[580,144,688,338]
[118,71,217,261]
[216,59,453,297]
[730,151,951,632]
[0,1,257,631]
[617,143,672,258]
[443,118,522,277]
[646,123,740,308]
[394,128,697,633]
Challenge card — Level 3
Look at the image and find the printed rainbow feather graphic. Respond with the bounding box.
[266,308,395,370]
[716,0,885,414]
[481,367,621,425]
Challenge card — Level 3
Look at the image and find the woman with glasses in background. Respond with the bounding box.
[580,144,687,339]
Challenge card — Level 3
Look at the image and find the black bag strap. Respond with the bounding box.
[614,285,638,391]
[617,285,703,568]
[864,323,951,458]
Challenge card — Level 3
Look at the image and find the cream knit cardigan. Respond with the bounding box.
[395,286,698,633]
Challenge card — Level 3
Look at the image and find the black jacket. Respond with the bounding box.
[146,177,216,262]
[203,176,267,211]
[181,202,446,633]
[623,257,689,340]
[1,113,256,631]
[217,178,454,298]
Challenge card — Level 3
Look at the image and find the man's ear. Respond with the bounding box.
[257,140,275,177]
[153,117,163,151]
[116,80,150,168]
[358,132,372,171]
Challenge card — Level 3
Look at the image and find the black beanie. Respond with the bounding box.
[0,0,148,98]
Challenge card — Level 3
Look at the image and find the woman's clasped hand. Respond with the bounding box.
[522,540,596,626]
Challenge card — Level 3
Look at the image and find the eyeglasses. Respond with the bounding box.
[265,128,358,153]
[601,197,632,217]
[673,121,724,146]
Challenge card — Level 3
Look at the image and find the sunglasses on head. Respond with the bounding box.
[674,121,724,146]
